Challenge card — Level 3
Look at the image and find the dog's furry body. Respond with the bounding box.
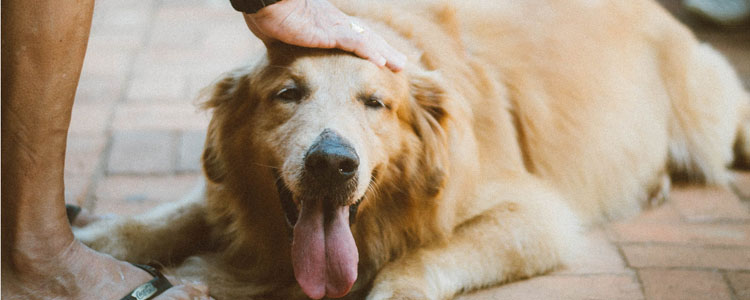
[76,0,750,299]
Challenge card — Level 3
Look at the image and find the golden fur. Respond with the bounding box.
[76,0,750,299]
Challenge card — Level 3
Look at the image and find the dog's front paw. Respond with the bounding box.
[366,281,432,300]
[73,219,131,260]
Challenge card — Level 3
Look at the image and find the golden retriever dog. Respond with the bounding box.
[75,0,750,299]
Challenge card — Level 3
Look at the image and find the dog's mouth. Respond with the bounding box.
[274,171,362,229]
[273,170,363,299]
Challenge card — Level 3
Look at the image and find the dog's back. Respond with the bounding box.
[450,0,750,222]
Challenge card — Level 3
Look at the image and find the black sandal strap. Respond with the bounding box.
[120,263,173,300]
[65,204,81,225]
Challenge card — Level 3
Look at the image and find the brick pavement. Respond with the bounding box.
[66,0,750,299]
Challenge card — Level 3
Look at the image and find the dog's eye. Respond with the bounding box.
[364,96,386,109]
[275,87,303,102]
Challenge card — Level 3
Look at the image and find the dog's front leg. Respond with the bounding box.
[367,179,584,300]
[74,185,212,266]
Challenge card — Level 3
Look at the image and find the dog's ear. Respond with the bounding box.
[408,70,451,196]
[202,121,226,183]
[199,70,252,183]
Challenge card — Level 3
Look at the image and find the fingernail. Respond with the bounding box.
[376,56,387,67]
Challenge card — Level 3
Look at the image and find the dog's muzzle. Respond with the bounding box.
[275,129,365,230]
[274,171,362,229]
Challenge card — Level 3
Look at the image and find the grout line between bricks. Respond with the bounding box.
[722,271,740,300]
[171,130,180,175]
[83,0,161,213]
[614,244,648,298]
[613,241,750,250]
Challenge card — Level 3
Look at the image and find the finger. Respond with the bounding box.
[382,43,407,72]
[334,21,387,67]
[337,20,406,71]
[153,283,212,300]
[372,34,406,72]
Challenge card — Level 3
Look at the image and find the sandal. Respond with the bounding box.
[120,263,174,300]
[64,205,175,299]
[65,204,82,224]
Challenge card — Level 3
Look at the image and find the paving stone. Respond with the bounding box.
[457,275,643,300]
[67,104,111,135]
[727,272,750,300]
[639,269,732,300]
[148,14,206,49]
[89,2,152,35]
[735,171,750,199]
[614,201,683,224]
[610,222,750,247]
[177,130,207,173]
[80,49,133,77]
[132,48,248,78]
[94,174,201,216]
[107,130,176,175]
[75,73,124,106]
[199,20,263,53]
[622,244,750,270]
[555,229,631,275]
[670,186,750,222]
[111,103,210,131]
[86,30,147,52]
[64,175,91,206]
[65,134,107,176]
[125,71,188,102]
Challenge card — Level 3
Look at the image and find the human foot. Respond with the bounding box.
[2,240,210,300]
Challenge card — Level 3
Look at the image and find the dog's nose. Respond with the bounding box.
[304,129,359,182]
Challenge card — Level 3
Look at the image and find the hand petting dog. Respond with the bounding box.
[242,0,407,72]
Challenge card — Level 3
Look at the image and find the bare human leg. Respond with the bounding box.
[1,1,209,299]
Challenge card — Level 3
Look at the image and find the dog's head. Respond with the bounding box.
[201,44,450,299]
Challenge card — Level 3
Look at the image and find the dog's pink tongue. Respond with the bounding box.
[292,200,358,299]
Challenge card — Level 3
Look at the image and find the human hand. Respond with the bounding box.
[243,0,407,72]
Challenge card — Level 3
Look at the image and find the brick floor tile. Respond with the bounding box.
[64,175,91,206]
[68,104,111,135]
[75,73,124,106]
[107,130,176,175]
[622,244,750,270]
[456,275,643,300]
[89,2,152,35]
[111,103,210,131]
[177,130,207,173]
[609,223,750,247]
[94,174,201,216]
[80,50,133,77]
[735,171,750,199]
[200,22,262,52]
[65,134,107,176]
[131,49,205,75]
[670,186,749,222]
[639,269,732,300]
[616,202,683,224]
[555,229,631,275]
[132,48,248,78]
[727,272,750,300]
[87,30,147,52]
[125,71,188,102]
